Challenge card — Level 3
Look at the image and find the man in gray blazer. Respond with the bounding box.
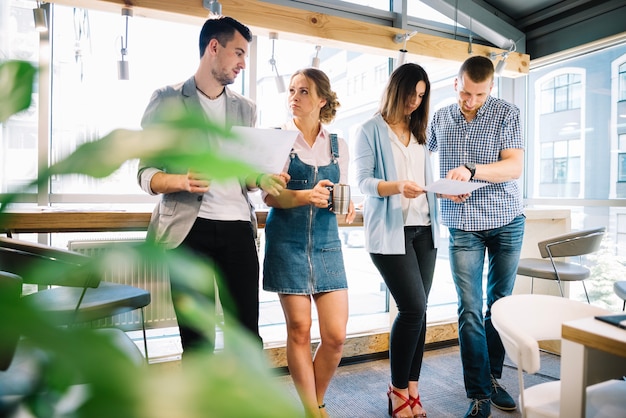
[137,16,286,357]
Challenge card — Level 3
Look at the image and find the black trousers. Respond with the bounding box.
[170,218,261,356]
[370,225,437,387]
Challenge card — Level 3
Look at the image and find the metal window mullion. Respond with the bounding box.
[37,2,52,208]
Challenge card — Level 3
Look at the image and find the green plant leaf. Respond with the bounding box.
[0,60,36,123]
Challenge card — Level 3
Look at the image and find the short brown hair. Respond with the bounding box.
[458,56,495,83]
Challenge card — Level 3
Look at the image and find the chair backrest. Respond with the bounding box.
[0,271,23,371]
[537,226,606,259]
[0,237,100,288]
[491,294,610,374]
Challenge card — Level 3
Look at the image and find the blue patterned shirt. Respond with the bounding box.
[427,95,524,231]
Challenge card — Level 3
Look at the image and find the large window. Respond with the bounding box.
[528,42,626,308]
[619,62,626,101]
[619,134,626,182]
[540,73,582,114]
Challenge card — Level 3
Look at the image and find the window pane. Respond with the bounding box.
[49,6,200,195]
[568,156,581,182]
[619,153,626,182]
[554,158,567,182]
[0,1,40,193]
[554,140,568,157]
[554,85,568,111]
[540,159,553,183]
[540,87,554,114]
[540,142,553,158]
[569,139,582,157]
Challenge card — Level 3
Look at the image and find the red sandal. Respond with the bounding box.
[409,394,427,417]
[387,385,412,418]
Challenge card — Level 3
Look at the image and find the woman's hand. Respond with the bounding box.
[258,172,290,196]
[344,200,356,224]
[309,179,333,208]
[397,181,425,199]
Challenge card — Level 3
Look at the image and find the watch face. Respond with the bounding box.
[466,162,476,170]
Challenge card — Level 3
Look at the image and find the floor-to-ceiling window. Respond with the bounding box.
[527,41,626,307]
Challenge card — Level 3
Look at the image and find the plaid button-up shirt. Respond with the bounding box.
[427,95,524,231]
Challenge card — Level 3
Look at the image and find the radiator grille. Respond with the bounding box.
[67,239,177,330]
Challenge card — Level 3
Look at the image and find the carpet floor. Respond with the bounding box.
[274,344,561,417]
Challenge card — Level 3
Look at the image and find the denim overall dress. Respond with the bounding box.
[263,134,348,295]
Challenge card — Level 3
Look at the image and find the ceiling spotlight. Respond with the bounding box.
[269,32,285,93]
[312,45,321,68]
[393,31,418,69]
[490,40,516,77]
[117,7,132,80]
[33,1,48,32]
[203,0,222,16]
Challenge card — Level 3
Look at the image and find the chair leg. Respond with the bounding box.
[556,279,565,297]
[581,281,590,304]
[530,277,534,294]
[623,300,625,311]
[140,307,149,363]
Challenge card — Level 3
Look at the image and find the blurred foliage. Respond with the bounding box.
[0,60,300,417]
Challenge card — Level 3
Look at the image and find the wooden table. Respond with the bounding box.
[0,209,363,234]
[560,316,626,417]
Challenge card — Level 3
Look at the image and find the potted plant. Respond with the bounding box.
[0,60,300,418]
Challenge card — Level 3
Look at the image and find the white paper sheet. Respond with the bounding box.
[221,127,298,174]
[423,178,489,195]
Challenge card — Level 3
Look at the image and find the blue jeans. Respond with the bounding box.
[448,215,525,399]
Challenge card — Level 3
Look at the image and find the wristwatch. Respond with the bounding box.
[464,162,476,181]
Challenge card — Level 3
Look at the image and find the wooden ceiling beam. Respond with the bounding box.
[46,0,529,76]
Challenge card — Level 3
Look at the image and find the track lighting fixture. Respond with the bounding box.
[312,45,321,68]
[117,7,132,80]
[490,41,516,77]
[393,31,418,69]
[269,32,285,93]
[33,1,48,32]
[203,0,222,16]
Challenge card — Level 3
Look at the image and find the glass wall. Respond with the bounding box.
[527,41,626,308]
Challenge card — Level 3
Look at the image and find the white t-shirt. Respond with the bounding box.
[196,93,250,221]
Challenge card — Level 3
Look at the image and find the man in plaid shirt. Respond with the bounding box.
[427,55,525,418]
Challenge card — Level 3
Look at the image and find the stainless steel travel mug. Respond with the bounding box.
[329,184,350,215]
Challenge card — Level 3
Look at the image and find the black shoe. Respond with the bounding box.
[490,374,516,411]
[465,398,491,417]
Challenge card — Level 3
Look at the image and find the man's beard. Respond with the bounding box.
[212,68,235,86]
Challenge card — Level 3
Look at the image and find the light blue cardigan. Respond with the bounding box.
[353,113,439,254]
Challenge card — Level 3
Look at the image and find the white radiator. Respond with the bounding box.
[67,239,177,330]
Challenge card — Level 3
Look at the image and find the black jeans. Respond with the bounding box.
[370,226,437,388]
[170,218,261,356]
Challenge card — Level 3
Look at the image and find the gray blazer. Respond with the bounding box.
[137,76,257,249]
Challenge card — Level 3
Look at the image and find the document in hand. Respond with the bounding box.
[423,179,488,195]
[221,127,298,174]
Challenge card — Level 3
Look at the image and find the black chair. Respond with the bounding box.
[0,270,146,414]
[0,271,22,372]
[516,227,606,303]
[0,237,151,360]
